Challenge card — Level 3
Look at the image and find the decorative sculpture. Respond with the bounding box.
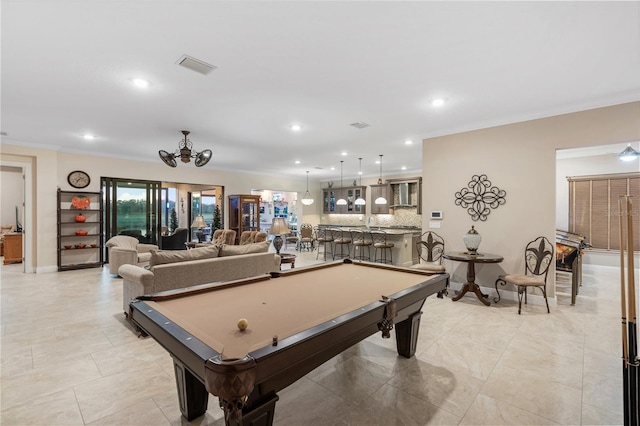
[455,174,506,221]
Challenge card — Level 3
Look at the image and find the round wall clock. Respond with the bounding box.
[67,170,90,188]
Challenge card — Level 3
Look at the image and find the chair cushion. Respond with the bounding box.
[411,263,446,273]
[219,241,270,257]
[500,274,545,286]
[149,244,221,267]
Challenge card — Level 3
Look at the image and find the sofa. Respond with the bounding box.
[105,235,159,275]
[118,241,280,314]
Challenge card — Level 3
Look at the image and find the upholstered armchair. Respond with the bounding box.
[239,231,268,245]
[160,227,189,250]
[105,235,159,276]
[212,229,237,245]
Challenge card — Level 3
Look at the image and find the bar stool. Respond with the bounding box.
[371,230,394,264]
[332,228,352,259]
[350,229,372,261]
[315,227,334,260]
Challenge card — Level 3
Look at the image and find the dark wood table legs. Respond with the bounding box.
[451,261,491,306]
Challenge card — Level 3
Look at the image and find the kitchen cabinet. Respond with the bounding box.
[369,184,390,214]
[57,189,104,271]
[322,187,365,214]
[228,194,261,244]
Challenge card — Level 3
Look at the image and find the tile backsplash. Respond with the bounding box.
[322,207,421,228]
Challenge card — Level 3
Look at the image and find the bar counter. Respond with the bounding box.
[318,225,421,266]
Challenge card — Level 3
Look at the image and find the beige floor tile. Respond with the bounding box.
[73,366,175,424]
[306,356,396,405]
[482,364,582,425]
[1,353,102,410]
[274,376,356,425]
[581,401,624,426]
[582,371,623,417]
[362,383,462,425]
[0,388,84,425]
[419,333,503,381]
[1,254,634,425]
[387,357,484,418]
[86,399,171,425]
[460,393,559,425]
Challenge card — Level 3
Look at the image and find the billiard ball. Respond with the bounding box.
[237,318,249,331]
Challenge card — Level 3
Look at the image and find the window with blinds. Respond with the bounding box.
[568,173,639,251]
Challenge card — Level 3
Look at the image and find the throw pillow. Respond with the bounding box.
[149,244,221,267]
[218,241,270,257]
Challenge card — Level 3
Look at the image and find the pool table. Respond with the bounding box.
[129,259,448,425]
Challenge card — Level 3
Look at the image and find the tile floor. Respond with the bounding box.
[0,246,629,425]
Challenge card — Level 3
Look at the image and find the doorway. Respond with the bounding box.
[102,178,162,259]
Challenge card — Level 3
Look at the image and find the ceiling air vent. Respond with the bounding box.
[176,54,216,75]
[350,122,370,129]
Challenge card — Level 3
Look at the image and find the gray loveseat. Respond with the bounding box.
[118,241,280,314]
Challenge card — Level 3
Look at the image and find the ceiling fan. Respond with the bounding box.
[159,130,212,167]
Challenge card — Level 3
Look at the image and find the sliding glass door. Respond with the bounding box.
[102,178,162,251]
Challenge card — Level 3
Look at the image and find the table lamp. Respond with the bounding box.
[270,217,290,255]
[191,215,206,242]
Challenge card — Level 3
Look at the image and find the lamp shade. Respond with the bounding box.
[301,171,314,205]
[619,144,639,162]
[270,217,290,235]
[191,215,206,228]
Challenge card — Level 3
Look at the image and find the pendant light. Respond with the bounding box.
[619,143,639,162]
[375,154,387,205]
[301,171,314,205]
[354,157,366,205]
[336,160,347,205]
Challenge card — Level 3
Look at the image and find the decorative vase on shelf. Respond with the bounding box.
[463,225,481,255]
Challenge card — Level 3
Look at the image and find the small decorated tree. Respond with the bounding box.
[169,208,179,234]
[212,205,222,231]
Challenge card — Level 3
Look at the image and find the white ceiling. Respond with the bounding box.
[2,1,639,180]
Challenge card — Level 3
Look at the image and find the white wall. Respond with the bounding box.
[422,101,640,301]
[1,145,321,272]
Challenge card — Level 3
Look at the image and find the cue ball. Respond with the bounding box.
[237,318,249,331]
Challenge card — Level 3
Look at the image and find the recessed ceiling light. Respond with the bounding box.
[341,151,347,156]
[405,140,413,145]
[132,78,149,88]
[432,98,445,107]
[83,134,95,140]
[295,160,301,164]
[291,124,302,132]
[401,166,407,170]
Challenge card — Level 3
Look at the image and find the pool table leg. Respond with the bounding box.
[173,358,209,421]
[395,311,423,358]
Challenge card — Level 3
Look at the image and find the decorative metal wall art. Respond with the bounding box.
[455,174,506,221]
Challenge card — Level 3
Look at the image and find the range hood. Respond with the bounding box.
[390,182,416,207]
